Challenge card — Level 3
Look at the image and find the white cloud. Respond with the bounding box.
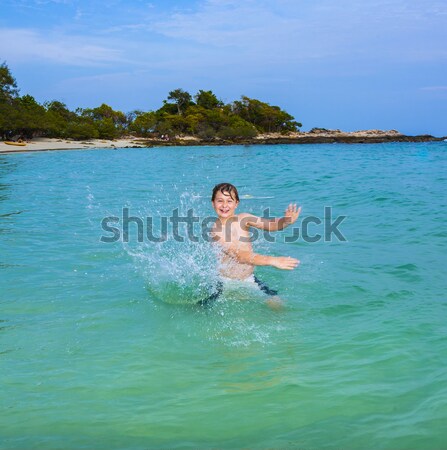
[152,1,300,47]
[0,28,123,66]
[150,0,343,63]
[150,0,447,63]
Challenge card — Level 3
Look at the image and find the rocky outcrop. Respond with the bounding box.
[153,130,446,146]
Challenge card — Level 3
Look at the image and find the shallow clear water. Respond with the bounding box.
[1,143,446,449]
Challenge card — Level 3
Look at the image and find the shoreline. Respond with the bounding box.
[1,131,445,154]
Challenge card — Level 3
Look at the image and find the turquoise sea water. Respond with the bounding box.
[1,143,446,449]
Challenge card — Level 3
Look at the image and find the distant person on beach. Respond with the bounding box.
[200,182,300,307]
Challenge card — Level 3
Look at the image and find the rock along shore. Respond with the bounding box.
[137,129,446,148]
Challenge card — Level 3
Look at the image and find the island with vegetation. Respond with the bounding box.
[0,62,444,153]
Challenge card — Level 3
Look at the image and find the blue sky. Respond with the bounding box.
[1,0,446,135]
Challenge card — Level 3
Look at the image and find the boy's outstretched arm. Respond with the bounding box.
[240,203,301,232]
[232,248,300,270]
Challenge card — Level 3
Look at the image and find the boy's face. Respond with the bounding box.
[212,190,239,219]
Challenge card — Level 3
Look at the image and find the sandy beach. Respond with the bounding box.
[0,137,147,154]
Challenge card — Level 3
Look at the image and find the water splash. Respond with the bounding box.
[128,239,221,304]
[124,190,221,305]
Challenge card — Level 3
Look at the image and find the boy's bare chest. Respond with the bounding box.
[212,219,250,246]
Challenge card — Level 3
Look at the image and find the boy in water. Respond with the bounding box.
[200,182,300,306]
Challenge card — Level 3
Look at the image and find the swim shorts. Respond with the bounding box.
[197,275,278,306]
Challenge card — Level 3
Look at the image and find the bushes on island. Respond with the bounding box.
[0,62,302,141]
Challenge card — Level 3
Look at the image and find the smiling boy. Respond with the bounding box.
[201,182,300,305]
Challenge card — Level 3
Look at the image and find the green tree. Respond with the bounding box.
[96,118,119,139]
[0,62,20,138]
[0,62,19,101]
[194,90,222,110]
[232,96,301,132]
[80,103,127,138]
[156,102,178,116]
[130,111,157,136]
[82,103,126,125]
[0,101,18,139]
[44,101,76,137]
[182,105,208,135]
[126,110,141,127]
[15,95,46,138]
[155,113,189,135]
[185,106,226,132]
[182,105,231,138]
[66,118,99,140]
[217,116,257,140]
[166,89,193,115]
[195,123,216,139]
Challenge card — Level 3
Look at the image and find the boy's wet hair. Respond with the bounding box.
[211,183,240,202]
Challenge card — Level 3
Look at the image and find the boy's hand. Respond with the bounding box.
[283,203,301,226]
[272,256,300,270]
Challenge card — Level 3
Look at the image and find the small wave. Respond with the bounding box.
[395,263,418,271]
